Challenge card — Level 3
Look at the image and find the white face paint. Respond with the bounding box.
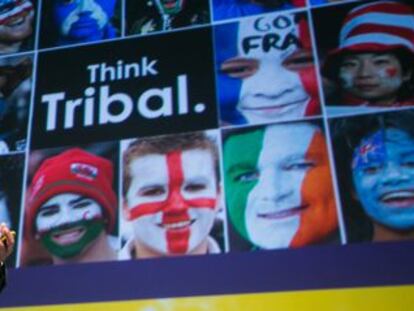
[245,123,316,249]
[0,194,11,228]
[60,0,108,36]
[237,14,310,123]
[0,0,34,43]
[36,193,103,234]
[126,149,218,255]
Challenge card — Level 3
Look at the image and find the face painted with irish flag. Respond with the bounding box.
[125,149,218,255]
[224,122,338,249]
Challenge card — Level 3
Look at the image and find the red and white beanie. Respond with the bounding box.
[324,1,414,74]
[26,148,117,236]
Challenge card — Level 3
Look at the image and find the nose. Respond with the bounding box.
[357,59,374,78]
[255,168,293,203]
[53,206,72,227]
[78,0,94,12]
[164,190,189,213]
[248,60,295,96]
[380,162,409,186]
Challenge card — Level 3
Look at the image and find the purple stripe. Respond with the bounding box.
[1,242,414,307]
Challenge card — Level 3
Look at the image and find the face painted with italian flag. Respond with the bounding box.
[125,149,218,255]
[224,123,337,249]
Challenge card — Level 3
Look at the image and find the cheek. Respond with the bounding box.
[385,67,398,78]
[302,166,333,208]
[339,70,355,89]
[353,173,374,198]
[378,67,403,89]
[95,0,115,16]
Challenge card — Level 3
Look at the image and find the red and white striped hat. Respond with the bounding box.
[324,1,414,74]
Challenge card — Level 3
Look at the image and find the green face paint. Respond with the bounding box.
[39,220,104,259]
[223,128,264,243]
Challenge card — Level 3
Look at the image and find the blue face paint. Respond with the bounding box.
[214,21,246,124]
[352,128,414,230]
[53,0,116,44]
[214,12,310,125]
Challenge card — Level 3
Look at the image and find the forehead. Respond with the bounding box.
[342,52,399,62]
[238,13,298,57]
[129,149,215,177]
[260,123,318,163]
[353,128,414,163]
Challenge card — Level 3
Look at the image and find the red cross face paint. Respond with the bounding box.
[125,149,218,255]
[338,53,409,105]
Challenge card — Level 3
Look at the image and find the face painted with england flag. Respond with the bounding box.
[35,193,105,259]
[224,123,337,249]
[125,149,217,255]
[352,128,414,229]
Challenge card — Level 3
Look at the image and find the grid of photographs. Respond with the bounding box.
[0,0,412,267]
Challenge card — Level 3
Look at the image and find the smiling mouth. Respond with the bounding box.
[257,205,308,219]
[158,219,195,230]
[380,191,414,208]
[52,226,86,245]
[162,0,179,8]
[4,15,26,27]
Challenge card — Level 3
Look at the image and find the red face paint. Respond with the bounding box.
[297,18,320,116]
[386,67,398,78]
[0,0,33,26]
[128,151,216,254]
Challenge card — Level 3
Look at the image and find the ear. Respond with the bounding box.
[403,69,412,82]
[122,201,131,221]
[214,188,222,213]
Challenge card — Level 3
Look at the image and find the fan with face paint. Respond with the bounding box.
[322,1,414,108]
[26,148,118,265]
[223,122,338,249]
[35,193,107,260]
[214,11,320,125]
[0,0,34,54]
[51,0,117,46]
[352,127,414,240]
[122,132,221,258]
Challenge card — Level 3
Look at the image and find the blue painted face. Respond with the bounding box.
[53,0,116,43]
[352,128,414,230]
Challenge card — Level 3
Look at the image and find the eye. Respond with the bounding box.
[362,165,381,174]
[402,159,414,168]
[220,57,259,79]
[282,49,313,71]
[184,183,206,192]
[139,186,166,196]
[340,58,358,70]
[38,207,59,217]
[284,161,315,171]
[372,56,392,67]
[72,199,94,209]
[235,171,259,182]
